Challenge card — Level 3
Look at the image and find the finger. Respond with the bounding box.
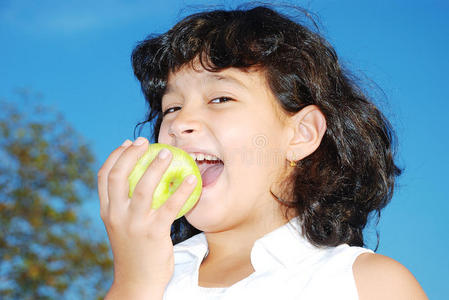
[156,174,198,224]
[97,139,133,218]
[129,147,173,213]
[107,137,150,208]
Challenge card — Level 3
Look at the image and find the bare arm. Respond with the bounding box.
[353,253,428,300]
[98,138,197,299]
[105,283,165,300]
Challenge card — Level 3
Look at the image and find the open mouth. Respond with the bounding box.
[195,158,224,188]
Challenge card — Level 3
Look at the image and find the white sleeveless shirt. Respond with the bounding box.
[163,217,372,300]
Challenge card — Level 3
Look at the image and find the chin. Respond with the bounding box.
[185,204,220,232]
[184,167,228,231]
[184,200,231,233]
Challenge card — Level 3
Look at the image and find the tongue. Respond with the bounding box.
[201,163,224,187]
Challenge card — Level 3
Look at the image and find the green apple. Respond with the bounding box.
[128,143,202,219]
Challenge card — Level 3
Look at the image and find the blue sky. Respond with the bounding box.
[1,0,448,298]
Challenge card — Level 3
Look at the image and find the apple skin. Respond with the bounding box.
[128,143,202,219]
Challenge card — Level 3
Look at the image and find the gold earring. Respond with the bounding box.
[290,160,297,167]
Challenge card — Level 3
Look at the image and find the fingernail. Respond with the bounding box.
[121,139,132,147]
[158,148,171,159]
[133,137,146,146]
[186,174,196,184]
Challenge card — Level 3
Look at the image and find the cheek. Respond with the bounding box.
[230,130,285,186]
[225,126,278,165]
[156,122,170,144]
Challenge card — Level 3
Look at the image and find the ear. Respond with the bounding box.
[286,105,327,162]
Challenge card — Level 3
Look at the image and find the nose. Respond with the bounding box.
[167,108,202,139]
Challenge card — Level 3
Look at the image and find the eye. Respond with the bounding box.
[162,106,181,116]
[210,97,233,104]
[162,97,233,116]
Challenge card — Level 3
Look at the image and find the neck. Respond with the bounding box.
[202,210,294,264]
[196,198,297,288]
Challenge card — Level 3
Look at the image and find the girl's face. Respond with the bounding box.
[158,64,292,232]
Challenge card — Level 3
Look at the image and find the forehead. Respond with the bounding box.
[165,64,263,93]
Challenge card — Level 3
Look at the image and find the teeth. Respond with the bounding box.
[188,152,220,162]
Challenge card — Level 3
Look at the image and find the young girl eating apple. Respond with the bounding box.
[97,5,428,300]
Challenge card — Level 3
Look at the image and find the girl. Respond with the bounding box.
[97,5,428,300]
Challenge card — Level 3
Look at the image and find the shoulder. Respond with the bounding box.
[353,253,428,300]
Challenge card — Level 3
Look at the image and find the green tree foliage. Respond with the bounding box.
[0,94,112,299]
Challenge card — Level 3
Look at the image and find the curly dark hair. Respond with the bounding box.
[131,5,402,248]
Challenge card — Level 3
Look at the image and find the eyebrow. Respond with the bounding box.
[205,73,248,89]
[164,72,248,95]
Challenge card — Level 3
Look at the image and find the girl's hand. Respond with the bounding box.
[97,137,197,299]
